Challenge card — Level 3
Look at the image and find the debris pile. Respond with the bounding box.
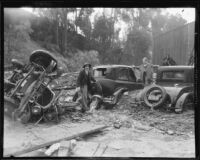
[51,73,78,89]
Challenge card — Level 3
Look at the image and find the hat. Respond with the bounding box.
[82,63,91,68]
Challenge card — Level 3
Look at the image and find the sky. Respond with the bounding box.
[166,8,195,23]
[22,7,195,23]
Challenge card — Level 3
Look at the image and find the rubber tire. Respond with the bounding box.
[141,84,167,109]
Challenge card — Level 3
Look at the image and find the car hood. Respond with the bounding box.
[156,82,193,88]
[161,85,193,103]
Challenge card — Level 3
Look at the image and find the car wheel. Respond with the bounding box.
[141,84,167,109]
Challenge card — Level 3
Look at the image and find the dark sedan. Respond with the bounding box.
[93,65,144,97]
[141,65,194,113]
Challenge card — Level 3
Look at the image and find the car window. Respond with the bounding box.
[116,68,129,81]
[93,68,107,77]
[162,71,184,81]
[128,69,136,82]
[186,69,194,83]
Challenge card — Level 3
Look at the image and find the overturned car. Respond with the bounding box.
[4,50,70,124]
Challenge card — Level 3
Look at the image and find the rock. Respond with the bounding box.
[113,122,122,129]
[124,92,129,96]
[149,122,159,127]
[134,124,152,131]
[149,123,155,127]
[45,143,60,156]
[76,137,84,141]
[167,130,175,135]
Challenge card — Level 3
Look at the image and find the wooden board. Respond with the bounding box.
[4,122,107,157]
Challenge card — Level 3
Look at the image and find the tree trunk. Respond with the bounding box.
[55,20,59,46]
[55,11,59,46]
[75,9,77,32]
[61,9,68,56]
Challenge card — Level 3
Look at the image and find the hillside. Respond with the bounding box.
[4,8,100,72]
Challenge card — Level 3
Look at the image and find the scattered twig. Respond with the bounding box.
[92,143,101,156]
[100,145,108,156]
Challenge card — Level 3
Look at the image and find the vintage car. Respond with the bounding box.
[93,65,144,94]
[56,65,144,112]
[89,65,144,109]
[140,65,194,113]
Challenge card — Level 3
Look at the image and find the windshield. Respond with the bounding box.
[93,68,107,77]
[161,71,184,81]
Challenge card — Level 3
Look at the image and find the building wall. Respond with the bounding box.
[153,22,195,65]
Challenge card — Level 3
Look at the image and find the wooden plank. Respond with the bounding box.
[72,142,99,157]
[4,125,107,157]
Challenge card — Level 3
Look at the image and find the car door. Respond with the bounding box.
[114,67,143,91]
[94,67,117,96]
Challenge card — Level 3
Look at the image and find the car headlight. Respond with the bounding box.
[153,73,157,79]
[31,105,41,115]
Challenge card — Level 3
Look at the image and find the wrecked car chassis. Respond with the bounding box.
[4,50,71,124]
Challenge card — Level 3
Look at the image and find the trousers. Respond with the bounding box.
[80,85,88,111]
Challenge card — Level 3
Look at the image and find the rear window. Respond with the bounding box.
[116,68,129,81]
[93,68,107,77]
[161,71,184,81]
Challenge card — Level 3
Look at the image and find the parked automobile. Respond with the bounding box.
[140,65,194,113]
[93,65,144,95]
[87,65,144,111]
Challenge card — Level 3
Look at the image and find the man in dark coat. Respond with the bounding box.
[75,63,96,112]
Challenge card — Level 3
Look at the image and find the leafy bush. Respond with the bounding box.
[65,50,100,72]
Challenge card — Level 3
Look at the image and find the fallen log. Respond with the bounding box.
[4,125,107,157]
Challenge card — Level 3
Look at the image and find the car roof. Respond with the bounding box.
[93,64,133,69]
[158,65,194,71]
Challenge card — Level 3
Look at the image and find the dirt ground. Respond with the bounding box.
[3,91,195,157]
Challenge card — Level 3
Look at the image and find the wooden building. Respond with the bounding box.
[153,22,195,65]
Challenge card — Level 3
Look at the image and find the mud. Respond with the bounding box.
[3,92,195,157]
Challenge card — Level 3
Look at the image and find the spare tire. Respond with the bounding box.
[141,84,167,109]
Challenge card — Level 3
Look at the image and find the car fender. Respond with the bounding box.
[112,88,128,105]
[163,87,182,104]
[163,86,193,107]
[175,92,193,113]
[114,87,128,95]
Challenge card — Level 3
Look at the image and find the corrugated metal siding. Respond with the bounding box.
[153,22,195,65]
